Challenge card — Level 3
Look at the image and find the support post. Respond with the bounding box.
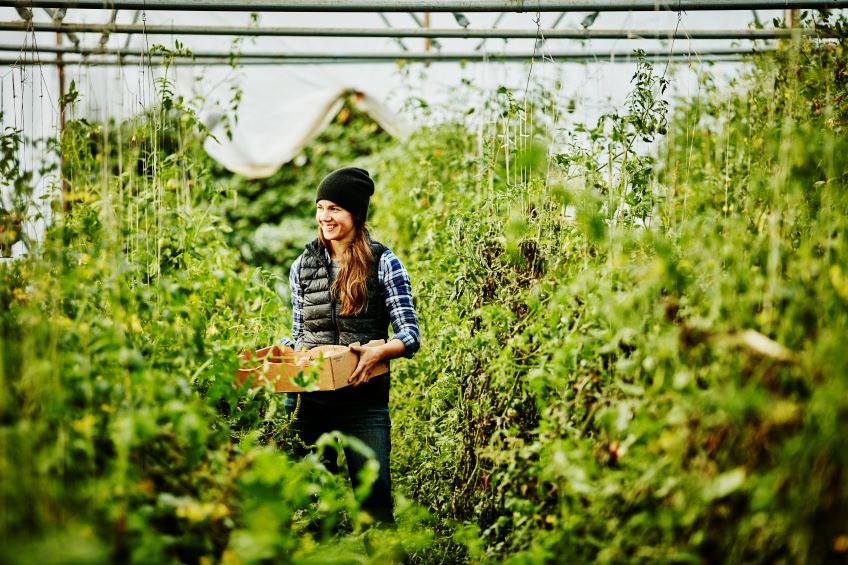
[423,12,430,51]
[785,8,800,27]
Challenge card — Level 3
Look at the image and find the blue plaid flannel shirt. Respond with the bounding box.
[281,247,421,357]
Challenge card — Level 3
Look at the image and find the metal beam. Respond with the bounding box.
[0,21,838,39]
[0,44,776,60]
[0,53,756,65]
[3,1,845,13]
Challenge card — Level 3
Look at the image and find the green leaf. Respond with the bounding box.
[704,468,747,501]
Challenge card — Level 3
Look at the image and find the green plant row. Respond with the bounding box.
[1,14,846,564]
[376,24,847,564]
[0,90,417,563]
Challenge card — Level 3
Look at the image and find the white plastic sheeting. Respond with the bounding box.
[1,9,779,177]
[0,8,784,256]
[203,86,411,178]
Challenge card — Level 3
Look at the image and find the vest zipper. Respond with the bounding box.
[321,248,341,345]
[331,297,339,345]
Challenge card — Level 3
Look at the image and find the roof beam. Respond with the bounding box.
[0,53,758,65]
[0,44,777,60]
[4,1,844,13]
[0,22,838,39]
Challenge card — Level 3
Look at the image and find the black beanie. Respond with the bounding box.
[315,167,375,221]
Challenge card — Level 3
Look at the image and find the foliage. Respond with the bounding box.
[557,52,669,226]
[0,80,417,563]
[374,24,848,564]
[0,117,45,256]
[2,15,848,565]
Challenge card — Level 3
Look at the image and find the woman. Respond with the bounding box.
[281,166,420,528]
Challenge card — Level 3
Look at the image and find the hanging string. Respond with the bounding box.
[25,15,62,231]
[138,8,160,287]
[662,3,686,82]
[533,17,567,257]
[523,10,542,101]
[18,65,26,188]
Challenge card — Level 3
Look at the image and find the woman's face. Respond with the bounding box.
[316,199,356,246]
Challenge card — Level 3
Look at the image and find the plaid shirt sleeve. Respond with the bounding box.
[379,249,421,358]
[280,254,303,349]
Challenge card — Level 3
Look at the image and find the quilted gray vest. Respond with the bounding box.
[298,238,390,349]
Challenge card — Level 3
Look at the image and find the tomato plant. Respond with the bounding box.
[2,12,847,563]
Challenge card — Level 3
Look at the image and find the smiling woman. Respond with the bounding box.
[280,167,421,541]
[316,200,355,244]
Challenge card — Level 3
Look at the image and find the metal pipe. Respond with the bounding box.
[0,22,836,39]
[0,44,776,59]
[3,1,844,13]
[0,53,756,65]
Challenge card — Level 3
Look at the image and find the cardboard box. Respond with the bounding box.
[235,339,389,393]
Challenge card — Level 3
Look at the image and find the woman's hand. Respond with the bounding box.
[347,344,382,387]
[347,339,406,387]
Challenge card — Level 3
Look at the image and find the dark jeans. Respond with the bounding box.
[284,394,395,526]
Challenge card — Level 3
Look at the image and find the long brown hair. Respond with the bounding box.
[319,219,373,316]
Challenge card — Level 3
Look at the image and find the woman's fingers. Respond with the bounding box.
[348,357,372,385]
[348,344,376,386]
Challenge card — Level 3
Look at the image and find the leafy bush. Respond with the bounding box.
[0,87,410,564]
[376,21,847,564]
[2,15,846,565]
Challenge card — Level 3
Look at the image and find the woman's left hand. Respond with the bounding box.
[348,343,383,387]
